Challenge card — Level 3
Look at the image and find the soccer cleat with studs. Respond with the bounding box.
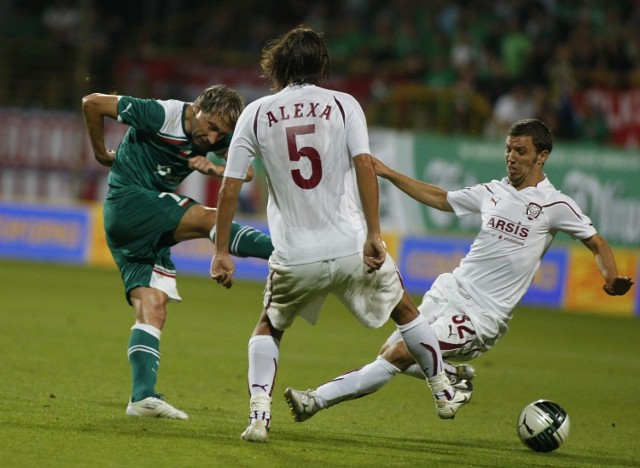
[284,387,325,422]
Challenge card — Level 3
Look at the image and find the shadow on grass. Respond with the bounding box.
[2,416,637,468]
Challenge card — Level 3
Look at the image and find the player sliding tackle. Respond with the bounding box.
[283,118,633,422]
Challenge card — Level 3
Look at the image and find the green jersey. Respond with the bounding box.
[108,96,230,192]
[100,95,272,305]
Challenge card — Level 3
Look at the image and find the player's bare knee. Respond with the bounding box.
[252,309,283,340]
[131,287,168,329]
[175,204,215,240]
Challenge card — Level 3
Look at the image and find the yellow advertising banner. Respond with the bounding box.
[381,232,400,260]
[565,246,637,317]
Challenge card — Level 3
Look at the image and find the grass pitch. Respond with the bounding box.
[0,259,638,467]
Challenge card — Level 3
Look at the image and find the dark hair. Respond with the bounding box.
[193,84,245,129]
[508,119,553,154]
[260,25,330,91]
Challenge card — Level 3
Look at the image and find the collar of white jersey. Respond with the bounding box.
[534,175,551,189]
[285,83,315,90]
[502,174,551,191]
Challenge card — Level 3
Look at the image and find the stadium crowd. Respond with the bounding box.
[1,0,639,142]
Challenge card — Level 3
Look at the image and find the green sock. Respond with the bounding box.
[213,222,273,260]
[128,326,160,402]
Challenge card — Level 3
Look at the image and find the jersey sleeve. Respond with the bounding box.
[545,196,597,239]
[341,94,370,158]
[225,104,257,180]
[117,96,165,132]
[447,183,490,216]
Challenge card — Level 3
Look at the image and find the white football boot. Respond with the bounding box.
[126,395,188,420]
[241,394,271,442]
[284,387,326,422]
[428,371,473,419]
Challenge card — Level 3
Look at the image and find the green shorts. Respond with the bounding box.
[103,186,198,303]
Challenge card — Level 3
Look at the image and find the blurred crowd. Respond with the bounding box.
[2,0,639,142]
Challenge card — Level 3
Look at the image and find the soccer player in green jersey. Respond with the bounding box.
[82,85,273,419]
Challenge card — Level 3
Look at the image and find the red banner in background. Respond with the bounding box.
[574,88,640,148]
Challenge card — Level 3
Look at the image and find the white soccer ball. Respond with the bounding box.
[517,399,570,452]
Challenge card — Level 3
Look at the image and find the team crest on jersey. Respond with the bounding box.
[525,202,542,220]
[156,164,172,177]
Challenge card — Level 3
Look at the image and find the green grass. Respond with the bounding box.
[0,259,638,467]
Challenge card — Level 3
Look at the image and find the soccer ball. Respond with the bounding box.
[517,399,570,452]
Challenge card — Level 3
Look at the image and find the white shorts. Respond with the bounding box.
[385,273,506,361]
[264,252,404,331]
[149,265,182,303]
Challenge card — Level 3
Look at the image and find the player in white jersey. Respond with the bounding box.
[228,83,369,265]
[210,26,471,443]
[281,118,634,423]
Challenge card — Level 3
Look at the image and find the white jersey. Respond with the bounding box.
[226,84,370,265]
[447,177,596,326]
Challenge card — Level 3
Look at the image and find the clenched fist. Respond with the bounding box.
[603,276,634,296]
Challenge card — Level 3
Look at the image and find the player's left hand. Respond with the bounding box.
[211,252,235,288]
[603,276,633,296]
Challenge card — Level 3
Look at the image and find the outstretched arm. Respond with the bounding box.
[581,234,634,295]
[372,156,453,212]
[81,93,119,167]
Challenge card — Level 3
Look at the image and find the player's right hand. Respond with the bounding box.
[603,276,633,296]
[363,237,386,273]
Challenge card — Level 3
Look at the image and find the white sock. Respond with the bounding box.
[316,356,401,407]
[246,335,279,427]
[397,314,444,378]
[131,323,161,339]
[247,335,279,399]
